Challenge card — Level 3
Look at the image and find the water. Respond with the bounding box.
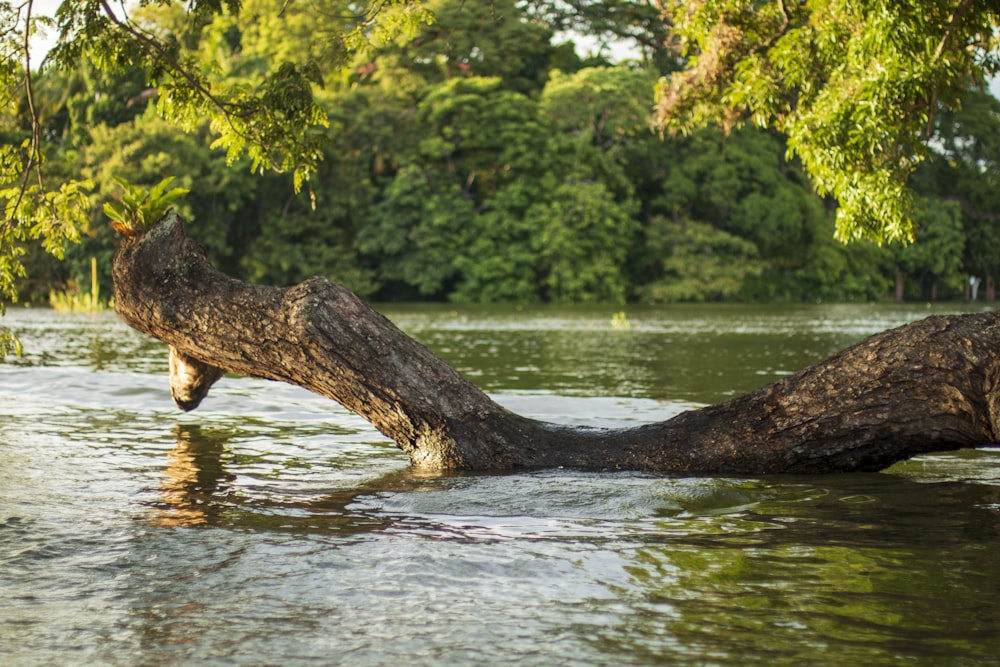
[1,303,998,666]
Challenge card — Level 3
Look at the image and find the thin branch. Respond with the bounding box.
[934,0,976,61]
[22,1,41,188]
[95,0,290,169]
[310,1,387,25]
[96,0,232,120]
[758,0,791,52]
[6,0,43,230]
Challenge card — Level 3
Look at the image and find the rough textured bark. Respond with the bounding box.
[113,213,1000,473]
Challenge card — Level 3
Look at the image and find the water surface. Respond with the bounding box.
[1,303,998,666]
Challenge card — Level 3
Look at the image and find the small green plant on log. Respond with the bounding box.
[103,177,189,236]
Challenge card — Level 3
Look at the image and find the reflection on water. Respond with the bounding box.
[1,303,999,666]
[1,308,167,373]
[597,474,1000,666]
[150,425,235,527]
[388,302,999,402]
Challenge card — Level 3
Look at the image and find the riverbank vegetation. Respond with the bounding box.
[5,0,1000,308]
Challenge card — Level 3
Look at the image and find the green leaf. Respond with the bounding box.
[104,176,190,235]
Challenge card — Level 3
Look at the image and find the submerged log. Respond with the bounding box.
[113,213,1000,473]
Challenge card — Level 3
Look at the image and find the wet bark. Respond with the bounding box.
[113,213,1000,473]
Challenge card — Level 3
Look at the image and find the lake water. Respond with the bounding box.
[1,303,999,666]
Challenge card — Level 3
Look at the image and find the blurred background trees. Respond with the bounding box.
[4,0,999,308]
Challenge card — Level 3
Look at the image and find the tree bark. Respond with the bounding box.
[113,214,1000,474]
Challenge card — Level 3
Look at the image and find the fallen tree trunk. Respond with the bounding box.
[113,213,1000,473]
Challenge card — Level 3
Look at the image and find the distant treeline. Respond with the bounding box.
[11,0,1000,304]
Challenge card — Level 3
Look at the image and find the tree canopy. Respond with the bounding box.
[656,0,1000,243]
[0,0,432,351]
[1,0,1000,354]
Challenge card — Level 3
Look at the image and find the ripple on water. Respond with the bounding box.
[2,305,1000,666]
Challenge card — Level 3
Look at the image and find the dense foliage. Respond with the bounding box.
[657,0,1000,244]
[2,0,999,332]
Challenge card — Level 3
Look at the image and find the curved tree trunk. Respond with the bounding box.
[113,214,1000,473]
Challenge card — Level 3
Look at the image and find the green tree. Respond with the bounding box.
[359,66,651,303]
[540,67,657,178]
[239,87,404,296]
[535,66,652,302]
[18,107,261,304]
[6,0,998,329]
[889,197,965,300]
[1,0,431,351]
[657,0,1000,243]
[912,89,1000,290]
[400,0,556,95]
[528,179,638,303]
[653,128,824,260]
[641,125,891,301]
[520,0,679,74]
[359,76,550,301]
[786,234,892,304]
[362,163,476,298]
[638,216,762,303]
